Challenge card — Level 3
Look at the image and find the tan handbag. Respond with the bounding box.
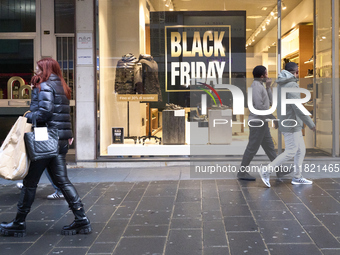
[0,116,32,180]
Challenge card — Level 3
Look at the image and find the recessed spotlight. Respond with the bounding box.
[322,36,326,39]
[261,7,267,11]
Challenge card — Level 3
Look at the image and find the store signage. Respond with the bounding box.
[165,25,231,92]
[112,128,124,144]
[77,33,93,49]
[117,94,158,102]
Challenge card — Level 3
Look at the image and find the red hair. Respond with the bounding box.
[31,58,72,99]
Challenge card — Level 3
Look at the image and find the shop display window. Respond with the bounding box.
[97,0,326,158]
[96,0,278,157]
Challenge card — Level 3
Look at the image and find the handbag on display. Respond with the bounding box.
[0,116,32,180]
[24,114,59,161]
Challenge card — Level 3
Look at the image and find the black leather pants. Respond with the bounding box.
[19,141,83,215]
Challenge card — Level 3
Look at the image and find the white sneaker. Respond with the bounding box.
[16,183,23,190]
[291,177,313,185]
[259,167,271,188]
[47,191,64,200]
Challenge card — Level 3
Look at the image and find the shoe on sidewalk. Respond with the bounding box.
[291,177,313,185]
[259,167,271,188]
[47,191,64,200]
[237,171,256,181]
[16,183,23,190]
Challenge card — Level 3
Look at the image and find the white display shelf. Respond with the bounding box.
[107,142,266,156]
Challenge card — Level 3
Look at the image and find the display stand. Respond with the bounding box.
[125,101,138,143]
[141,102,161,145]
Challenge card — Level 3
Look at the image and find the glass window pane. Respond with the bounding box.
[0,39,33,99]
[0,0,36,32]
[55,0,75,33]
[315,0,333,155]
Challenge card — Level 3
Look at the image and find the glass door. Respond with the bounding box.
[315,0,333,155]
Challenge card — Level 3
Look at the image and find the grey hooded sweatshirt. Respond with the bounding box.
[276,70,315,133]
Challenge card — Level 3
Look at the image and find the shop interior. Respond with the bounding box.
[97,0,333,157]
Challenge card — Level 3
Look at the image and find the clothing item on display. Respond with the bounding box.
[115,53,138,94]
[137,54,162,101]
[165,103,183,110]
[193,115,208,121]
[115,53,162,101]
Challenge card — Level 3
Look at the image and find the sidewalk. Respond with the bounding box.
[0,166,340,255]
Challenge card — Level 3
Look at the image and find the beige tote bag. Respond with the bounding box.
[0,116,32,180]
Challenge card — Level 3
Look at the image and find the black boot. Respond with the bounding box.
[0,212,27,237]
[237,170,256,181]
[61,207,92,235]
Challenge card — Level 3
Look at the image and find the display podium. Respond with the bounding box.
[208,109,232,144]
[162,109,185,145]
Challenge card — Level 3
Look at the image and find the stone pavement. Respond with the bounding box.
[0,166,340,255]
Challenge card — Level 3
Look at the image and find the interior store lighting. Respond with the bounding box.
[165,0,171,7]
[246,4,280,46]
[282,1,287,10]
[169,2,174,11]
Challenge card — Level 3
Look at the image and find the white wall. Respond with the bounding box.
[99,0,146,154]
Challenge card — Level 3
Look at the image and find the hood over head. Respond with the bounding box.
[276,69,298,85]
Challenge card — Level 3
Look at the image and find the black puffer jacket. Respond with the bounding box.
[26,74,73,141]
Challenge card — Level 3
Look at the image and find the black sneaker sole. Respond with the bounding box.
[61,224,92,235]
[0,227,26,237]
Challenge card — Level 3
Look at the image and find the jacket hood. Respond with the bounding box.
[276,70,298,85]
[122,53,137,62]
[139,54,153,61]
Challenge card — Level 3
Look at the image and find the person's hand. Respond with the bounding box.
[265,78,272,88]
[311,126,316,132]
[68,138,74,145]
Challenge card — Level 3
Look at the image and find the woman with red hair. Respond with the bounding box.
[0,58,92,237]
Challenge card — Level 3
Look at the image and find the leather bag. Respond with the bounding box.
[24,114,59,161]
[0,116,32,180]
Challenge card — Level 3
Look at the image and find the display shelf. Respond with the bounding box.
[281,24,313,87]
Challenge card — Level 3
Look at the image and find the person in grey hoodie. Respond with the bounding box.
[259,62,316,187]
[238,65,279,181]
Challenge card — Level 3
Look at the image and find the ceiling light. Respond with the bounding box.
[282,2,287,10]
[247,16,263,19]
[246,28,253,31]
[322,36,326,39]
[165,0,170,7]
[271,11,275,16]
[262,26,266,31]
[261,7,267,11]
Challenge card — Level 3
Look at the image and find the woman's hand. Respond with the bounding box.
[68,138,74,145]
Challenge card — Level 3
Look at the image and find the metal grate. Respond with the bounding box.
[56,36,74,99]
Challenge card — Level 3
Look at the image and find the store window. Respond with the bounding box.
[315,0,332,154]
[0,0,36,32]
[0,39,33,144]
[55,0,75,34]
[97,0,316,158]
